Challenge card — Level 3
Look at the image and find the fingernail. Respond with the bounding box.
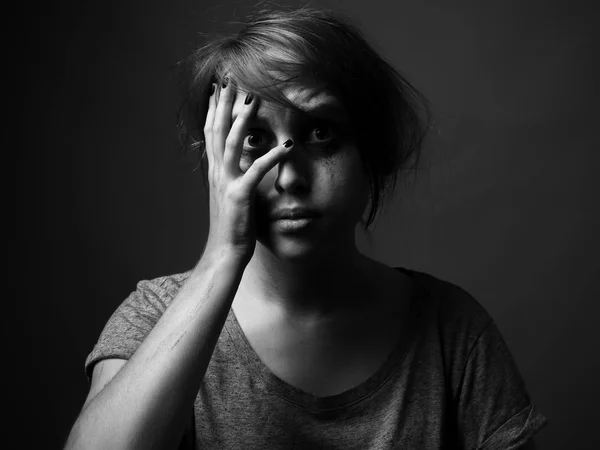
[210,83,216,96]
[222,77,229,88]
[283,139,294,148]
[244,93,253,105]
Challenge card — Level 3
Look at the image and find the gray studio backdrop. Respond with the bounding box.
[18,0,598,448]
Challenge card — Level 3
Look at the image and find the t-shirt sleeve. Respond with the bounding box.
[83,277,196,450]
[456,320,548,449]
[84,279,171,381]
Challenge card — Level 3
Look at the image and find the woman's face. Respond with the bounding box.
[229,82,369,261]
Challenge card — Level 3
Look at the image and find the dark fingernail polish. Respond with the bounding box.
[210,83,215,96]
[283,139,294,148]
[244,93,253,105]
[222,77,229,88]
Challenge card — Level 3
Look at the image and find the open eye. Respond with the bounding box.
[243,129,269,149]
[308,124,333,143]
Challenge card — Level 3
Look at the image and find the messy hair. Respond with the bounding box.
[178,5,431,230]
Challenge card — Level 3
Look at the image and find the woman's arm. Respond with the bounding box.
[65,81,292,450]
[64,252,246,450]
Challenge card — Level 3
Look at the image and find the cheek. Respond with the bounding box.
[238,154,255,173]
[320,153,369,214]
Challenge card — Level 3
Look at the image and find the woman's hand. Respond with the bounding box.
[202,78,293,264]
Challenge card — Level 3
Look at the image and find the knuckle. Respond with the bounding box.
[253,153,272,168]
[247,159,263,172]
[224,134,238,149]
[243,164,261,181]
[207,169,218,184]
[237,107,251,120]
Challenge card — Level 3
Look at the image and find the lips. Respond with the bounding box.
[270,207,321,221]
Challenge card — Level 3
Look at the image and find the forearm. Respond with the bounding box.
[66,250,246,450]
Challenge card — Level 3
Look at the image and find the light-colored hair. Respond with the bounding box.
[178,6,431,230]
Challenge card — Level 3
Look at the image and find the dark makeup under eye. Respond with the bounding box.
[241,129,271,161]
[305,121,334,142]
[242,119,345,154]
[244,129,269,148]
[302,120,346,153]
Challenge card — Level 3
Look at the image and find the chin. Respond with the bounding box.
[256,236,322,262]
[255,216,355,263]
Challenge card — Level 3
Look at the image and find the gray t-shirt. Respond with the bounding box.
[85,267,547,449]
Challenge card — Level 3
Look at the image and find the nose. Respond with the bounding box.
[274,144,310,195]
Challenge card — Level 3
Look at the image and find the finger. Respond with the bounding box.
[224,92,259,175]
[203,83,217,168]
[242,139,294,191]
[212,76,236,165]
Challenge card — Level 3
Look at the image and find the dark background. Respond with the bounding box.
[16,0,599,448]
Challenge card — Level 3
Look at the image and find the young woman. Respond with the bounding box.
[66,7,547,450]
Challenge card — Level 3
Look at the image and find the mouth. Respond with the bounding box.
[273,217,317,232]
[270,208,321,221]
[269,208,321,232]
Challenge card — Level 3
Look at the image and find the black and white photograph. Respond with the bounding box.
[16,0,598,448]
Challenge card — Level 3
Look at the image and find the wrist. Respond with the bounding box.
[197,244,250,274]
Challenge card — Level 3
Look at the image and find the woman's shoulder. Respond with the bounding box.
[128,269,194,309]
[396,266,494,334]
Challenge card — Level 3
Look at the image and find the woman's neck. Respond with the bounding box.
[236,243,378,324]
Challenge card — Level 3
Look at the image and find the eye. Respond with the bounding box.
[308,124,333,143]
[243,129,269,149]
[307,122,335,144]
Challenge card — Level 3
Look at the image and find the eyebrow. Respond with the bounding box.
[302,100,348,122]
[232,97,348,124]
